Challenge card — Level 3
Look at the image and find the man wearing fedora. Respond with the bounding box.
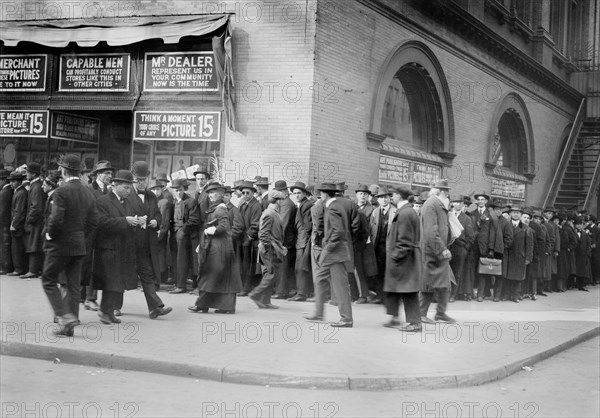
[504,205,534,303]
[369,186,396,304]
[94,170,141,324]
[254,177,270,211]
[353,184,377,304]
[88,160,115,198]
[7,170,28,277]
[126,162,172,318]
[305,182,356,327]
[41,154,98,336]
[236,180,262,295]
[149,180,172,286]
[192,167,212,288]
[469,191,504,302]
[288,181,313,302]
[543,207,561,291]
[22,162,46,279]
[526,209,547,300]
[449,195,475,302]
[169,178,200,294]
[0,169,13,274]
[272,180,297,300]
[419,180,456,323]
[488,200,514,301]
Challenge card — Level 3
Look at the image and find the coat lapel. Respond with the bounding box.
[109,192,127,217]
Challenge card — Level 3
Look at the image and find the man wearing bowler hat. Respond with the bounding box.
[353,184,377,304]
[254,177,270,211]
[41,154,98,336]
[88,160,115,198]
[304,182,356,327]
[369,186,396,304]
[543,207,561,291]
[504,205,533,303]
[7,171,28,277]
[126,162,172,318]
[0,169,13,274]
[22,162,46,279]
[272,180,297,299]
[288,181,313,301]
[488,199,514,301]
[419,180,456,324]
[236,180,262,295]
[449,195,475,302]
[192,166,212,287]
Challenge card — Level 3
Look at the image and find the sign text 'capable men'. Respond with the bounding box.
[0,55,47,91]
[144,52,218,92]
[133,111,221,141]
[59,53,130,91]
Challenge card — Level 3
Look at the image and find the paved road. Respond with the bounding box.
[1,336,599,417]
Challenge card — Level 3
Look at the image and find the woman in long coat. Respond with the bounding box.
[188,183,242,314]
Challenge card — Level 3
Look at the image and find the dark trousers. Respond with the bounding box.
[493,276,504,298]
[27,251,44,275]
[100,290,123,316]
[41,254,83,318]
[353,247,370,298]
[477,275,494,298]
[313,262,352,322]
[276,248,296,295]
[241,242,259,293]
[372,247,386,300]
[136,251,164,311]
[10,232,26,274]
[175,229,192,290]
[310,247,331,301]
[294,247,312,297]
[420,288,449,317]
[385,292,420,324]
[0,226,12,272]
[191,234,200,287]
[251,250,281,305]
[506,279,522,300]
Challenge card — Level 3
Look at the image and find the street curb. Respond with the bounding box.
[2,325,598,391]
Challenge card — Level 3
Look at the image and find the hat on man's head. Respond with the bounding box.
[306,185,315,196]
[131,161,151,178]
[238,181,257,193]
[193,165,211,177]
[369,184,380,196]
[58,154,83,172]
[375,186,392,197]
[223,186,233,194]
[335,181,348,192]
[204,182,226,194]
[91,160,115,174]
[521,206,534,217]
[290,181,308,194]
[7,171,25,181]
[390,185,412,197]
[509,204,523,213]
[26,162,41,175]
[274,180,288,191]
[452,194,470,203]
[317,182,339,192]
[0,169,9,180]
[44,170,62,188]
[473,191,490,201]
[171,178,188,189]
[431,179,451,190]
[112,170,134,184]
[355,184,371,194]
[268,190,287,201]
[573,216,585,225]
[254,177,269,187]
[148,180,165,190]
[156,175,169,183]
[543,207,557,213]
[533,209,544,219]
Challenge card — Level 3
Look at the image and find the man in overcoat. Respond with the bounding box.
[8,171,28,276]
[22,162,46,278]
[272,180,297,299]
[41,154,98,336]
[353,184,377,304]
[543,207,561,291]
[288,182,313,302]
[504,206,534,302]
[489,200,514,301]
[94,170,140,324]
[0,169,14,274]
[237,181,262,295]
[419,180,455,324]
[126,162,172,318]
[384,186,422,332]
[150,181,172,285]
[526,209,546,299]
[573,216,592,291]
[369,186,396,304]
[449,195,475,302]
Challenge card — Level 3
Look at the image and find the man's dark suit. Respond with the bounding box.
[0,184,14,273]
[294,198,313,298]
[239,197,262,292]
[275,196,297,296]
[10,184,28,274]
[24,178,46,275]
[469,206,503,300]
[171,193,200,291]
[41,179,98,319]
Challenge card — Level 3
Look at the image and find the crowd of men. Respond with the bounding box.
[1,157,599,335]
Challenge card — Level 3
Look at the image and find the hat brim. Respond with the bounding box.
[317,187,338,192]
[473,194,490,200]
[112,178,134,184]
[290,186,308,193]
[375,193,392,198]
[91,167,116,174]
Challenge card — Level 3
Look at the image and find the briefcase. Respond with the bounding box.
[478,257,502,275]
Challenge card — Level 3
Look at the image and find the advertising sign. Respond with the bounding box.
[133,111,221,141]
[144,52,218,92]
[59,53,130,91]
[0,110,49,137]
[0,54,47,92]
[51,112,100,144]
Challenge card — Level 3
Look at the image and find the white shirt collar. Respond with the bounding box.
[325,197,336,208]
[63,176,79,183]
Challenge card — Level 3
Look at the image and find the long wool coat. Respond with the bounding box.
[420,195,452,291]
[504,221,534,281]
[197,202,242,294]
[25,179,46,253]
[93,192,137,292]
[384,203,421,293]
[127,188,162,282]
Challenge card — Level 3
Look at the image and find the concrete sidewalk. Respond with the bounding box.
[1,274,599,391]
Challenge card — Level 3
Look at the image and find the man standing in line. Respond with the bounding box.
[272,180,297,300]
[288,182,313,301]
[126,162,172,318]
[237,180,262,296]
[254,177,270,211]
[369,186,396,304]
[384,186,422,332]
[191,168,211,291]
[419,180,456,324]
[0,169,14,274]
[353,184,377,304]
[149,180,172,287]
[22,162,46,279]
[449,195,475,302]
[504,206,534,303]
[7,171,28,277]
[41,154,98,336]
[304,182,356,328]
[488,200,513,302]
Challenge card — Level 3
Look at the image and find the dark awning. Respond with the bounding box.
[0,14,229,47]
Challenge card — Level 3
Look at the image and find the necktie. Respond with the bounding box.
[137,189,144,195]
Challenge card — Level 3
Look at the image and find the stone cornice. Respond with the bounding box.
[356,0,582,109]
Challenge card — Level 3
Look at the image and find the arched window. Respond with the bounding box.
[490,109,529,174]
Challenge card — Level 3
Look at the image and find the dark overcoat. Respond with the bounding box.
[93,192,137,292]
[574,229,592,278]
[25,179,46,252]
[450,210,475,281]
[127,188,162,282]
[0,185,14,271]
[10,185,28,236]
[545,220,560,274]
[42,179,98,257]
[384,203,421,293]
[295,198,313,272]
[591,224,600,280]
[320,198,354,269]
[469,207,504,257]
[355,202,378,277]
[528,221,546,279]
[197,202,242,294]
[279,197,297,249]
[497,216,514,276]
[156,196,172,273]
[504,221,534,281]
[239,197,262,275]
[420,195,452,290]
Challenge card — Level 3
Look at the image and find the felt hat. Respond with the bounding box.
[112,170,134,183]
[58,154,83,171]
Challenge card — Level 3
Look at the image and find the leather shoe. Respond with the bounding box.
[54,324,75,337]
[20,272,38,279]
[287,295,307,302]
[476,297,483,302]
[493,297,500,302]
[448,297,455,303]
[398,323,422,332]
[249,293,267,309]
[383,319,401,328]
[511,297,520,303]
[149,306,172,319]
[421,316,436,324]
[84,300,99,311]
[6,271,22,276]
[264,304,279,309]
[303,314,324,322]
[215,309,235,314]
[434,314,456,323]
[237,291,249,297]
[189,289,199,296]
[169,288,187,294]
[354,297,367,304]
[329,320,353,328]
[329,300,338,306]
[188,306,208,313]
[537,292,548,297]
[531,295,537,301]
[271,294,288,300]
[578,287,589,292]
[114,309,122,317]
[98,311,121,324]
